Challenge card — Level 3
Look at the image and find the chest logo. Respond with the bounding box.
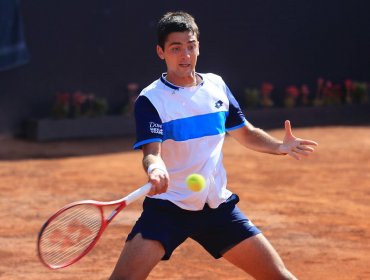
[215,100,223,108]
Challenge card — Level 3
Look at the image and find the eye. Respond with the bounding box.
[188,43,197,52]
[171,47,180,53]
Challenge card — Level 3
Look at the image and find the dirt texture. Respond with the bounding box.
[0,126,369,280]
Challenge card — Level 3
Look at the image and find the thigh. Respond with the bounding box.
[191,204,260,259]
[222,233,297,280]
[127,198,190,260]
[109,233,165,280]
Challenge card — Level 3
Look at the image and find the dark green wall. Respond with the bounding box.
[1,0,369,134]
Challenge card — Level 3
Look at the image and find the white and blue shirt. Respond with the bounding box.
[134,73,247,210]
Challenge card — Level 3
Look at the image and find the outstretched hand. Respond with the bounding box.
[278,120,318,160]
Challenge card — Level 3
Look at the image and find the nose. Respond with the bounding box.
[181,48,191,57]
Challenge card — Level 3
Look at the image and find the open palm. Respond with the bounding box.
[279,120,318,160]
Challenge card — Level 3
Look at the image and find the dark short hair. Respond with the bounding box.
[157,11,200,49]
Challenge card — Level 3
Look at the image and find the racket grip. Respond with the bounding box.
[124,183,151,205]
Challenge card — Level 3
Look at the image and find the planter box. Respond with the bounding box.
[246,104,370,129]
[25,104,369,141]
[25,115,135,141]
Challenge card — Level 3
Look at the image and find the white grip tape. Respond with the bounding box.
[124,183,151,205]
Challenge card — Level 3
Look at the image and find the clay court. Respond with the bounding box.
[0,125,369,279]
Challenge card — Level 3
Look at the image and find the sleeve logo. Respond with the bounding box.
[149,122,163,135]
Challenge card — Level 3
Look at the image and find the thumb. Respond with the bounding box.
[284,120,293,137]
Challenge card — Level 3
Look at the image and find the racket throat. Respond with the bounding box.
[107,203,126,222]
[107,209,118,222]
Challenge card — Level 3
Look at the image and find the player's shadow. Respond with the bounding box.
[0,136,136,160]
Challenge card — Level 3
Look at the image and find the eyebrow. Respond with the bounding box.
[168,40,197,47]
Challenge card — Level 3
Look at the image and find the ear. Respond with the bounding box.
[197,42,200,56]
[156,45,165,60]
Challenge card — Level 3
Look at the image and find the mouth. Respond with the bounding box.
[179,63,191,68]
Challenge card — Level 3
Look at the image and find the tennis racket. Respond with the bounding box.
[37,183,151,269]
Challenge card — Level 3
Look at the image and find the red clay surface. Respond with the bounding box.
[0,126,369,279]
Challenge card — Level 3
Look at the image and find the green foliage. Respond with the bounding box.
[352,82,369,104]
[244,88,260,109]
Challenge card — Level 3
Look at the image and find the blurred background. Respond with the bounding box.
[0,0,369,138]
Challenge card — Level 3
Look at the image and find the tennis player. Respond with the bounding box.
[109,11,318,280]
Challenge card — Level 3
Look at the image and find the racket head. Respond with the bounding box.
[37,202,105,269]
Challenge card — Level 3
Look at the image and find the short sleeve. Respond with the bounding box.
[133,96,163,149]
[225,85,247,131]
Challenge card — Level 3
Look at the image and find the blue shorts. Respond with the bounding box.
[126,194,261,260]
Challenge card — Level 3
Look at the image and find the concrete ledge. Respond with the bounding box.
[25,115,135,141]
[245,104,370,129]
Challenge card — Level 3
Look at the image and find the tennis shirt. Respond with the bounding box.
[133,73,247,211]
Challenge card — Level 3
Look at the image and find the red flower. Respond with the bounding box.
[56,92,70,105]
[73,91,87,106]
[344,79,354,91]
[285,85,300,98]
[261,82,274,96]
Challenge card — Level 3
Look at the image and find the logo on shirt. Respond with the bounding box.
[149,122,163,135]
[215,100,223,108]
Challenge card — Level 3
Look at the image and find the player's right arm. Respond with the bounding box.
[142,142,169,196]
[133,95,169,195]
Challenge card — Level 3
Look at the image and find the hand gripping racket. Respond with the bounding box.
[37,183,151,269]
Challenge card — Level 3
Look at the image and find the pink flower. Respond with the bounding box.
[317,77,325,88]
[301,84,310,96]
[127,83,139,92]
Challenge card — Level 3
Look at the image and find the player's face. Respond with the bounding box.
[157,31,199,84]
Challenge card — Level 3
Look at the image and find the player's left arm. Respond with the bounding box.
[223,81,318,159]
[228,120,318,160]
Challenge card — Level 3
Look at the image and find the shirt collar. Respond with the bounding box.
[160,73,204,90]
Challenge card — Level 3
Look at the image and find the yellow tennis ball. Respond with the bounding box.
[186,173,206,192]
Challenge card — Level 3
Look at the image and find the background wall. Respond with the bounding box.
[0,0,369,135]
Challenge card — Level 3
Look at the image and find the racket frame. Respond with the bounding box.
[37,183,151,269]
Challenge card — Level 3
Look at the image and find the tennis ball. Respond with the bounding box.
[186,173,206,192]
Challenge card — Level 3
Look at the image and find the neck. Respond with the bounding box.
[166,72,199,87]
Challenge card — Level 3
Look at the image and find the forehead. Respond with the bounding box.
[164,31,198,46]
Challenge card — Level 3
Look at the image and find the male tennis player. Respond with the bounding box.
[109,11,318,280]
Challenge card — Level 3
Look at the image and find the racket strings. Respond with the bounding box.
[39,204,102,267]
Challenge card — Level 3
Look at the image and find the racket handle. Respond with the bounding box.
[124,183,151,205]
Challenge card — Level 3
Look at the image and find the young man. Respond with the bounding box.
[109,11,318,280]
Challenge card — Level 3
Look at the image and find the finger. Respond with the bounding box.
[147,175,160,195]
[297,145,314,152]
[148,173,169,195]
[158,176,169,193]
[300,140,318,146]
[284,120,293,137]
[288,151,301,160]
[293,147,309,156]
[148,184,157,196]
